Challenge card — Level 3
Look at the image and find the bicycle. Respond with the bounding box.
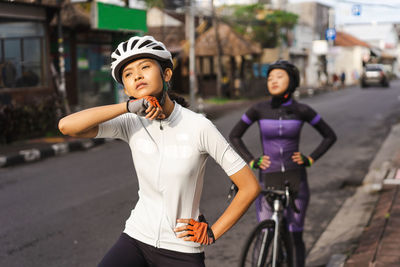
[238,182,299,267]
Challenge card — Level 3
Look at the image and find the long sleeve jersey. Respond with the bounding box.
[96,103,246,253]
[229,99,336,173]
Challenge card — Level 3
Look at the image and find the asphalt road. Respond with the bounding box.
[1,81,400,267]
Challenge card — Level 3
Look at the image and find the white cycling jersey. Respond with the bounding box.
[96,102,246,253]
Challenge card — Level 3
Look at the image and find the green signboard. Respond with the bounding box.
[94,2,147,33]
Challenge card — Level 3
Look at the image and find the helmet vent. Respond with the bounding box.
[138,40,153,49]
[122,41,128,52]
[114,50,121,56]
[153,46,164,51]
[130,40,139,50]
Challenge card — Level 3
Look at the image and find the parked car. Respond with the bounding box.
[360,64,390,88]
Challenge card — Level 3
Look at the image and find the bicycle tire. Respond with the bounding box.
[278,222,296,267]
[239,220,275,267]
[239,220,296,267]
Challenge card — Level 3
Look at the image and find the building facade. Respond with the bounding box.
[287,1,331,88]
[0,1,58,105]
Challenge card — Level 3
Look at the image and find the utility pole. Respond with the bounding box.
[186,0,197,109]
[57,0,71,114]
[211,0,223,98]
[327,7,336,83]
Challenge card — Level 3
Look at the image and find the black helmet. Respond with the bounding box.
[267,60,300,93]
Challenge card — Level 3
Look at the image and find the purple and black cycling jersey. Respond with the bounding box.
[229,98,336,233]
[229,99,336,173]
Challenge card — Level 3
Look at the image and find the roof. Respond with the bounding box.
[195,23,261,56]
[147,26,186,53]
[335,31,370,48]
[49,1,90,28]
[7,0,59,7]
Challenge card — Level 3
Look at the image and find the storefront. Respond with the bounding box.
[53,1,147,109]
[0,1,56,104]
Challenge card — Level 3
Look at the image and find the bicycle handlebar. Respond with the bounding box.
[227,182,300,214]
[261,185,300,214]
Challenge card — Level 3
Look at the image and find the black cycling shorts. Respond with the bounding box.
[98,233,205,267]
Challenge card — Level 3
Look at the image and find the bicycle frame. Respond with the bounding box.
[259,187,288,267]
[269,196,284,267]
[240,184,297,267]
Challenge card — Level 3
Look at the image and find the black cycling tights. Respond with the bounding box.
[292,231,305,267]
[98,233,205,267]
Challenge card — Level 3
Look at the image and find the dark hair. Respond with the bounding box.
[159,61,189,108]
[168,92,189,108]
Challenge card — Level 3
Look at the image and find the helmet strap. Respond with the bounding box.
[158,89,166,106]
[271,90,292,108]
[157,62,170,106]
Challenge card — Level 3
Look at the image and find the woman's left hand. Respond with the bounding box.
[292,152,304,164]
[174,218,215,245]
[292,152,313,167]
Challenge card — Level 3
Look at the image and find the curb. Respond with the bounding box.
[306,123,400,266]
[0,138,107,168]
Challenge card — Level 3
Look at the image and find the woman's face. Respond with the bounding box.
[267,69,290,96]
[122,58,171,99]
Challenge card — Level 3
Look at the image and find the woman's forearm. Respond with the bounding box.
[58,103,127,136]
[229,120,254,163]
[309,119,337,161]
[211,166,260,240]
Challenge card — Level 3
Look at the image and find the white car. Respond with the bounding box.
[361,64,390,88]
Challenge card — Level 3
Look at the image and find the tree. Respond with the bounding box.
[142,0,164,8]
[142,0,184,9]
[226,4,298,48]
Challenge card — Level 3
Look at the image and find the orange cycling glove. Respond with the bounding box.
[186,215,215,245]
[126,96,162,116]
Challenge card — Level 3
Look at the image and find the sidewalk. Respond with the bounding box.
[345,135,400,267]
[307,123,400,267]
[346,183,400,267]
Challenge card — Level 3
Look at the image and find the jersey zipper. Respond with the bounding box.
[155,121,165,248]
[279,116,285,172]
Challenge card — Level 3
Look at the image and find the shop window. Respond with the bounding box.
[77,44,113,108]
[0,22,45,89]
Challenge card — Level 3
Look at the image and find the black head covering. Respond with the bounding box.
[267,60,300,108]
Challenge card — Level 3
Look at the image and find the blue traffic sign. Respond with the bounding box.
[352,4,361,16]
[325,28,336,41]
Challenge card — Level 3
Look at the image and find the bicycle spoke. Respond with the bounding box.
[239,220,275,267]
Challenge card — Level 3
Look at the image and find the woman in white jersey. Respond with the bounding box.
[58,35,260,267]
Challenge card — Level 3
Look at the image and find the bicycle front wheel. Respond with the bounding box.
[239,220,275,267]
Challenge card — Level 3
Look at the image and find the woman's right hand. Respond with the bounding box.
[127,96,164,120]
[250,155,271,170]
[144,103,165,120]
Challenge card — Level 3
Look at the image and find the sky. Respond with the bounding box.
[290,0,400,25]
[212,0,400,25]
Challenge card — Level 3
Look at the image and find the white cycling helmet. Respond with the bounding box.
[111,35,173,84]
